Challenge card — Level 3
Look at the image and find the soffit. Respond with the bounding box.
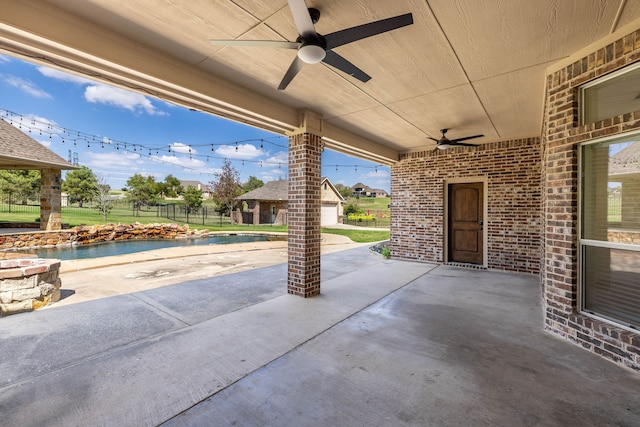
[1,0,639,164]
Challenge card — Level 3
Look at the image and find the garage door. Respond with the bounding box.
[321,204,338,226]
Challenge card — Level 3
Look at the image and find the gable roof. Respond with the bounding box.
[237,179,288,201]
[0,118,75,170]
[238,177,344,202]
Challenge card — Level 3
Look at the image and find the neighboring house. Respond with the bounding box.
[351,183,388,198]
[0,118,76,230]
[179,180,211,198]
[235,177,344,226]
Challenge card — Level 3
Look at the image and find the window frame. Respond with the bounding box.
[578,131,640,332]
[580,61,640,125]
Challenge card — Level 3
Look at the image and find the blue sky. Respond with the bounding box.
[0,54,390,192]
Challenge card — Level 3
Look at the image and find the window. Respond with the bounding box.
[581,62,640,124]
[580,135,640,330]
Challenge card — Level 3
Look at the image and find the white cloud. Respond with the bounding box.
[84,84,167,116]
[37,66,94,85]
[4,75,52,99]
[169,142,196,154]
[0,55,12,63]
[155,154,205,169]
[364,169,389,179]
[215,143,264,160]
[8,114,60,139]
[84,151,143,171]
[264,150,288,166]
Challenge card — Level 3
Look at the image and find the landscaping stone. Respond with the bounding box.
[0,258,61,317]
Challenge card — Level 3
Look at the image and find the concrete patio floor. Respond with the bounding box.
[1,245,639,426]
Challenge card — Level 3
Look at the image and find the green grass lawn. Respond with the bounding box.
[0,210,388,243]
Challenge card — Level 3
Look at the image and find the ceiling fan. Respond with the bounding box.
[210,0,413,90]
[429,129,484,150]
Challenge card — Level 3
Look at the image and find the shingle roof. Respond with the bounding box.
[237,177,343,202]
[0,118,75,170]
[237,179,288,201]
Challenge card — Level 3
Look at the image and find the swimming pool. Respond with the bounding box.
[17,234,281,260]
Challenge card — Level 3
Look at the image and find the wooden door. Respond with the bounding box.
[448,182,483,264]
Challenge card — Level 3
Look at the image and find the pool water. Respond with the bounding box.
[20,234,275,260]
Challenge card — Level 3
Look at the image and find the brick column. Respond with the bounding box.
[40,168,62,231]
[287,112,322,297]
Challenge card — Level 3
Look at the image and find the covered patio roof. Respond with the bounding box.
[2,1,639,164]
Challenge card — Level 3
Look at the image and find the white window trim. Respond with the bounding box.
[580,61,640,125]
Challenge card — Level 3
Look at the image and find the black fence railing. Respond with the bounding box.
[158,203,231,226]
[0,192,233,227]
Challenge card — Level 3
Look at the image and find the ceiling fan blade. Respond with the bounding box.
[278,56,305,90]
[449,134,484,143]
[427,136,440,142]
[288,0,316,37]
[324,13,413,50]
[210,39,299,49]
[322,50,371,83]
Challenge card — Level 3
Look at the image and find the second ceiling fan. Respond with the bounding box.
[210,0,413,90]
[429,129,484,150]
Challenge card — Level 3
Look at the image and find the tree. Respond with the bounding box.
[209,159,242,221]
[125,173,159,211]
[0,170,40,204]
[334,183,353,199]
[62,166,99,207]
[182,185,203,214]
[157,174,183,198]
[95,175,113,221]
[243,176,264,193]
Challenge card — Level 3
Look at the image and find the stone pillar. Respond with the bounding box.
[40,168,62,231]
[287,111,322,297]
[254,201,261,225]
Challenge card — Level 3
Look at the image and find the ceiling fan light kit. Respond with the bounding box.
[298,43,326,64]
[210,0,413,89]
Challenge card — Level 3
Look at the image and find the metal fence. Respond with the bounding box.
[0,192,233,227]
[158,203,231,226]
[342,210,390,228]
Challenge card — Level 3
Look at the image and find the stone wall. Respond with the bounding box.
[391,138,542,274]
[0,258,61,316]
[542,26,640,371]
[0,223,199,252]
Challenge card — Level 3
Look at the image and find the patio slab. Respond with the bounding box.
[0,247,639,426]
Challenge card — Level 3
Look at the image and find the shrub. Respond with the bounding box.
[381,246,391,259]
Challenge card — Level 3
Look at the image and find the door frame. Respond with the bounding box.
[443,177,488,268]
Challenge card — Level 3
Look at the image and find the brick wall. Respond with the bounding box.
[391,137,542,274]
[543,28,640,371]
[287,132,321,297]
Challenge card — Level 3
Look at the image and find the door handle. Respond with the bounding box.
[479,220,483,230]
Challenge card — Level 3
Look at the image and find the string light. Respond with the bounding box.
[0,107,388,178]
